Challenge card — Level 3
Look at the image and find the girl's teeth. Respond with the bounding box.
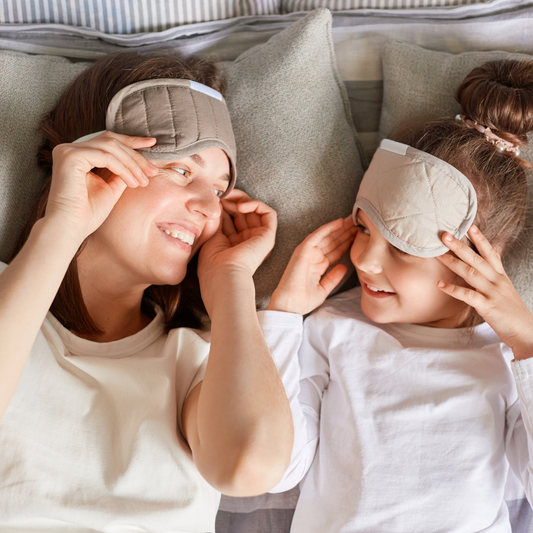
[164,229,194,245]
[368,284,391,293]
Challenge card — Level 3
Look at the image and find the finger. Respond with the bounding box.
[437,279,487,312]
[320,264,348,296]
[233,199,277,231]
[222,188,252,203]
[77,148,143,189]
[436,252,493,294]
[83,137,158,185]
[324,230,356,264]
[441,232,499,283]
[303,218,346,248]
[321,224,358,257]
[102,173,129,201]
[221,209,238,238]
[467,225,505,275]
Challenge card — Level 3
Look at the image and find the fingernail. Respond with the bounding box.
[443,233,453,242]
[438,280,445,288]
[470,224,479,233]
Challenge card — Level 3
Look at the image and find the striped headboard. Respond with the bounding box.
[282,0,490,11]
[0,0,281,33]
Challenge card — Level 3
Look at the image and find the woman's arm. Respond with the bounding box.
[182,192,294,496]
[0,133,157,419]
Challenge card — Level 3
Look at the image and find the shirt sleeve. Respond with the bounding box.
[507,356,533,503]
[258,309,331,493]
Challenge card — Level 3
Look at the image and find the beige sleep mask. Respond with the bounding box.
[353,139,477,258]
[76,78,237,197]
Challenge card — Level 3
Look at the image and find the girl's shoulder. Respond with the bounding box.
[311,286,373,327]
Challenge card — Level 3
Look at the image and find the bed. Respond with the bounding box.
[1,1,532,531]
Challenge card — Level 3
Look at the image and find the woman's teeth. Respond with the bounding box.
[164,229,195,245]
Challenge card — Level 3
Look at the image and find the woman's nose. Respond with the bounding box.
[354,239,385,275]
[187,182,222,220]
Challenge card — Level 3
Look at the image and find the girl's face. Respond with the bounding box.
[85,147,230,288]
[350,210,467,328]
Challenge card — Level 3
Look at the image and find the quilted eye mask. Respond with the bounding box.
[75,79,237,196]
[353,139,477,258]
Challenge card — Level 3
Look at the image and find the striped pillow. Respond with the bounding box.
[282,0,489,11]
[0,0,281,33]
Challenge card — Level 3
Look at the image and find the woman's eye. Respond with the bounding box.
[215,189,223,198]
[356,224,370,235]
[172,167,189,177]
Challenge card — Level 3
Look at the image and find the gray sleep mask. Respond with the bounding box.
[76,78,237,197]
[353,139,477,258]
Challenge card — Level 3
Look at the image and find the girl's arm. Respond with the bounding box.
[0,133,158,420]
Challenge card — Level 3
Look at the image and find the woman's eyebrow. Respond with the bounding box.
[190,153,205,167]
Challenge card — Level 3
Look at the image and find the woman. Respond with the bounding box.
[0,53,293,531]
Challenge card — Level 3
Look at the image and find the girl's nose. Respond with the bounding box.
[354,239,385,275]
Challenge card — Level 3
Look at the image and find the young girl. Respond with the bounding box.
[261,59,533,532]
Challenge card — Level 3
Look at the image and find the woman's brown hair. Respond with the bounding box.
[396,59,532,327]
[14,51,226,336]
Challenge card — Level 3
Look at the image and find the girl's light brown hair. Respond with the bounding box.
[396,59,532,327]
[15,52,226,336]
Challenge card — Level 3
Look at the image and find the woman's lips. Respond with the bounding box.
[362,282,396,299]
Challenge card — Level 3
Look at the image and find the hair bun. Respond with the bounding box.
[456,59,533,146]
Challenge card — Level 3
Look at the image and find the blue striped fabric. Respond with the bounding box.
[0,0,281,33]
[282,0,489,11]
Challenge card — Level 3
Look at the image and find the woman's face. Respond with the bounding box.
[85,147,231,288]
[350,209,467,328]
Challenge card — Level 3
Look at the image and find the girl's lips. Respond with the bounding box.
[362,282,396,299]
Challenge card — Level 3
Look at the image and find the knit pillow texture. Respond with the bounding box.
[0,9,364,308]
[379,41,533,311]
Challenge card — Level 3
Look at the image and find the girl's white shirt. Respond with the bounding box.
[0,263,219,532]
[260,286,533,533]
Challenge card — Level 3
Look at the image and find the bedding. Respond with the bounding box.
[1,3,533,532]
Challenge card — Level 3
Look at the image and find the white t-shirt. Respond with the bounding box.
[0,266,219,532]
[260,287,533,533]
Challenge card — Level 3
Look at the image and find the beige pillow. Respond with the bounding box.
[379,41,533,310]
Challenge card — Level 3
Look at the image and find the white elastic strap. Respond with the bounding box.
[72,130,106,143]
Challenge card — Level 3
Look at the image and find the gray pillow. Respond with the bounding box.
[379,41,533,311]
[0,52,91,264]
[225,8,363,307]
[0,9,364,308]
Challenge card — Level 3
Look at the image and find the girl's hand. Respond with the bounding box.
[437,225,533,360]
[198,190,277,310]
[267,217,357,315]
[45,132,158,241]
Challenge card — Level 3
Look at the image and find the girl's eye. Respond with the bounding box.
[215,189,223,198]
[392,245,409,257]
[356,224,370,235]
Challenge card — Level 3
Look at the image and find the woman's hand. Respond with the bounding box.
[437,225,533,360]
[267,217,357,315]
[197,190,277,312]
[45,132,159,241]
